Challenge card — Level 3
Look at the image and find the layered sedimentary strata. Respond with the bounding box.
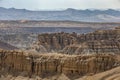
[62,40,120,54]
[37,32,78,52]
[0,49,119,77]
[37,27,120,54]
[63,28,120,54]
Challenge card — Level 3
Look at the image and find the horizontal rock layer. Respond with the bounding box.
[0,50,119,77]
[37,27,120,54]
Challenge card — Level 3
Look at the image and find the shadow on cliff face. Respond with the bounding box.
[35,27,120,55]
[36,74,83,80]
[0,71,82,80]
[39,73,82,80]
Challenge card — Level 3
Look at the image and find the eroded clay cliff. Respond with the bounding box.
[0,49,119,77]
[36,27,120,54]
[37,32,78,52]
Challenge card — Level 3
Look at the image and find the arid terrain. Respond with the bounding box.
[0,51,120,80]
[0,21,120,80]
[0,20,120,50]
[1,66,120,80]
[0,0,120,79]
[0,20,120,28]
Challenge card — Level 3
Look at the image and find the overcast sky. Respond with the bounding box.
[0,0,120,10]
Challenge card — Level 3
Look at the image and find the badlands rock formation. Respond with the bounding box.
[37,32,78,52]
[0,49,119,78]
[0,27,120,80]
[37,27,120,54]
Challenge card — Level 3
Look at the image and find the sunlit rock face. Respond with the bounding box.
[36,27,120,54]
[0,49,119,77]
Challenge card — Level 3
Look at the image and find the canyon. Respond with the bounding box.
[35,27,120,54]
[0,2,120,80]
[0,26,120,80]
[0,50,120,80]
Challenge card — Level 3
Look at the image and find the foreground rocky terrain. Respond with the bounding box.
[80,66,120,80]
[0,49,120,80]
[1,66,120,80]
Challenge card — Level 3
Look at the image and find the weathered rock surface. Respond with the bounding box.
[0,49,119,77]
[62,40,120,54]
[38,32,78,52]
[37,27,120,54]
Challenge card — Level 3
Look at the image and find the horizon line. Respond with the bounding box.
[0,7,120,11]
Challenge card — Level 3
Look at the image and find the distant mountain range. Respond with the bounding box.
[0,7,120,22]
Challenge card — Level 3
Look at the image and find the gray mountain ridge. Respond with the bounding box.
[0,7,120,22]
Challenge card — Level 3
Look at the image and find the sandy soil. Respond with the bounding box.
[78,66,120,80]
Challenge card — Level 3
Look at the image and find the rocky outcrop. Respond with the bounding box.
[38,32,78,52]
[78,28,120,42]
[63,28,120,54]
[0,49,119,77]
[37,27,120,54]
[62,40,120,54]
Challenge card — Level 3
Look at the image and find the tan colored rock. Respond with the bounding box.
[0,49,119,77]
[36,28,120,54]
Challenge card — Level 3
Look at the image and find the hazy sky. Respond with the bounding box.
[0,0,120,10]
